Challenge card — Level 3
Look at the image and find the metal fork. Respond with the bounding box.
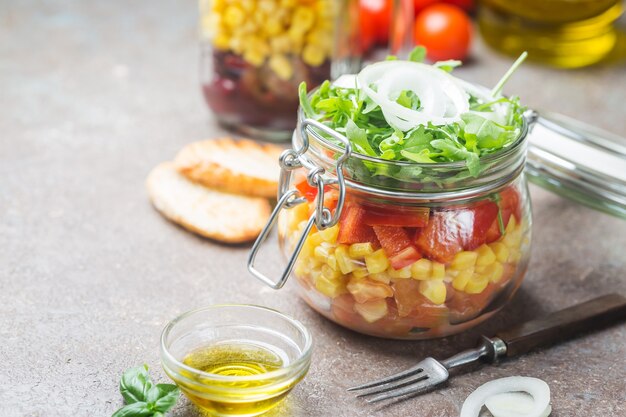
[349,293,626,403]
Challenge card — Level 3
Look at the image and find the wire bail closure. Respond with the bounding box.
[247,119,352,289]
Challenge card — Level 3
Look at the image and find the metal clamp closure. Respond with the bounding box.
[247,119,352,289]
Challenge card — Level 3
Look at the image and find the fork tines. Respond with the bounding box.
[348,357,449,403]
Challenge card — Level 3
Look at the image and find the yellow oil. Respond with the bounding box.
[174,341,298,417]
[479,0,623,68]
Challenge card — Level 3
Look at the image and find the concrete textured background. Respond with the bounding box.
[1,1,625,416]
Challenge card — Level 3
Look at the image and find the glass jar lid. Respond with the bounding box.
[526,111,626,220]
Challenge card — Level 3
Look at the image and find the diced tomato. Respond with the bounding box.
[462,201,499,250]
[373,225,422,269]
[415,211,464,263]
[447,283,499,324]
[362,205,430,227]
[486,186,522,243]
[337,203,380,245]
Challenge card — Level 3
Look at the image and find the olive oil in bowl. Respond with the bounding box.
[161,305,312,417]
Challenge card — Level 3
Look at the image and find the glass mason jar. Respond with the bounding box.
[198,0,360,142]
[249,110,532,340]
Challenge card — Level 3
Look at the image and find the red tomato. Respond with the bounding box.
[372,225,422,269]
[359,0,393,45]
[337,203,380,245]
[295,177,318,202]
[415,211,464,263]
[463,201,499,250]
[486,186,522,242]
[413,3,472,61]
[362,205,430,227]
[448,283,498,324]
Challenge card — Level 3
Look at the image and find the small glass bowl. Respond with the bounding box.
[160,304,312,417]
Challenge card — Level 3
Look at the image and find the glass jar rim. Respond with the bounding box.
[295,106,530,201]
[160,304,313,384]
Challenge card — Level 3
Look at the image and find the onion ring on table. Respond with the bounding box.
[460,376,551,417]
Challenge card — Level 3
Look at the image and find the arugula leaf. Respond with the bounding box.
[434,60,462,72]
[298,82,316,118]
[408,46,426,63]
[345,118,376,156]
[430,139,480,176]
[461,113,518,149]
[113,366,180,417]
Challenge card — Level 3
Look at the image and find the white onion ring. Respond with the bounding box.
[332,74,359,89]
[357,61,469,130]
[486,392,552,417]
[460,376,551,417]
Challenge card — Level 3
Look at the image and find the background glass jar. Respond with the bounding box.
[261,114,533,340]
[478,0,623,68]
[199,0,361,142]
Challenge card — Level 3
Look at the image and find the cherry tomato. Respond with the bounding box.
[413,0,439,15]
[359,0,393,45]
[413,3,472,61]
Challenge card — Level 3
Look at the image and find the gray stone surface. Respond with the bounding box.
[1,1,625,416]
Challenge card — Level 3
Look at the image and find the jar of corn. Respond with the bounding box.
[199,0,360,142]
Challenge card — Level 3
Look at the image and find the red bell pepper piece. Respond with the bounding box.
[362,205,430,227]
[337,203,379,245]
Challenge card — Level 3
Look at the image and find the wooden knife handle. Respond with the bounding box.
[496,294,626,357]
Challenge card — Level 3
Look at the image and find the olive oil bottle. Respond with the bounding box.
[479,0,623,68]
[174,341,297,416]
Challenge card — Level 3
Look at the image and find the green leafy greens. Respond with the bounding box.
[112,365,180,417]
[299,47,527,186]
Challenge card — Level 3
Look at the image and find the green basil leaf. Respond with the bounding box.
[120,365,152,404]
[153,385,180,413]
[111,402,153,417]
[408,46,426,63]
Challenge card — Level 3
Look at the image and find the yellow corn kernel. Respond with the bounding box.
[292,6,315,32]
[352,267,369,279]
[321,264,343,280]
[411,258,432,280]
[452,268,474,291]
[314,244,331,262]
[315,275,346,298]
[489,242,510,263]
[476,244,496,266]
[264,18,283,36]
[294,259,308,277]
[451,251,478,270]
[482,262,504,283]
[364,249,389,274]
[369,273,390,284]
[302,43,326,66]
[505,214,517,232]
[270,35,292,54]
[213,33,230,50]
[502,229,522,249]
[318,224,339,243]
[354,299,388,323]
[465,275,489,294]
[326,254,337,271]
[349,242,374,258]
[335,245,355,275]
[419,280,446,305]
[223,5,245,27]
[431,262,445,279]
[243,48,266,67]
[307,231,323,248]
[387,265,412,279]
[288,201,310,229]
[268,54,293,80]
[508,250,522,263]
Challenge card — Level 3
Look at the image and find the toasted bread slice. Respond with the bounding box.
[174,138,283,198]
[146,162,271,243]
